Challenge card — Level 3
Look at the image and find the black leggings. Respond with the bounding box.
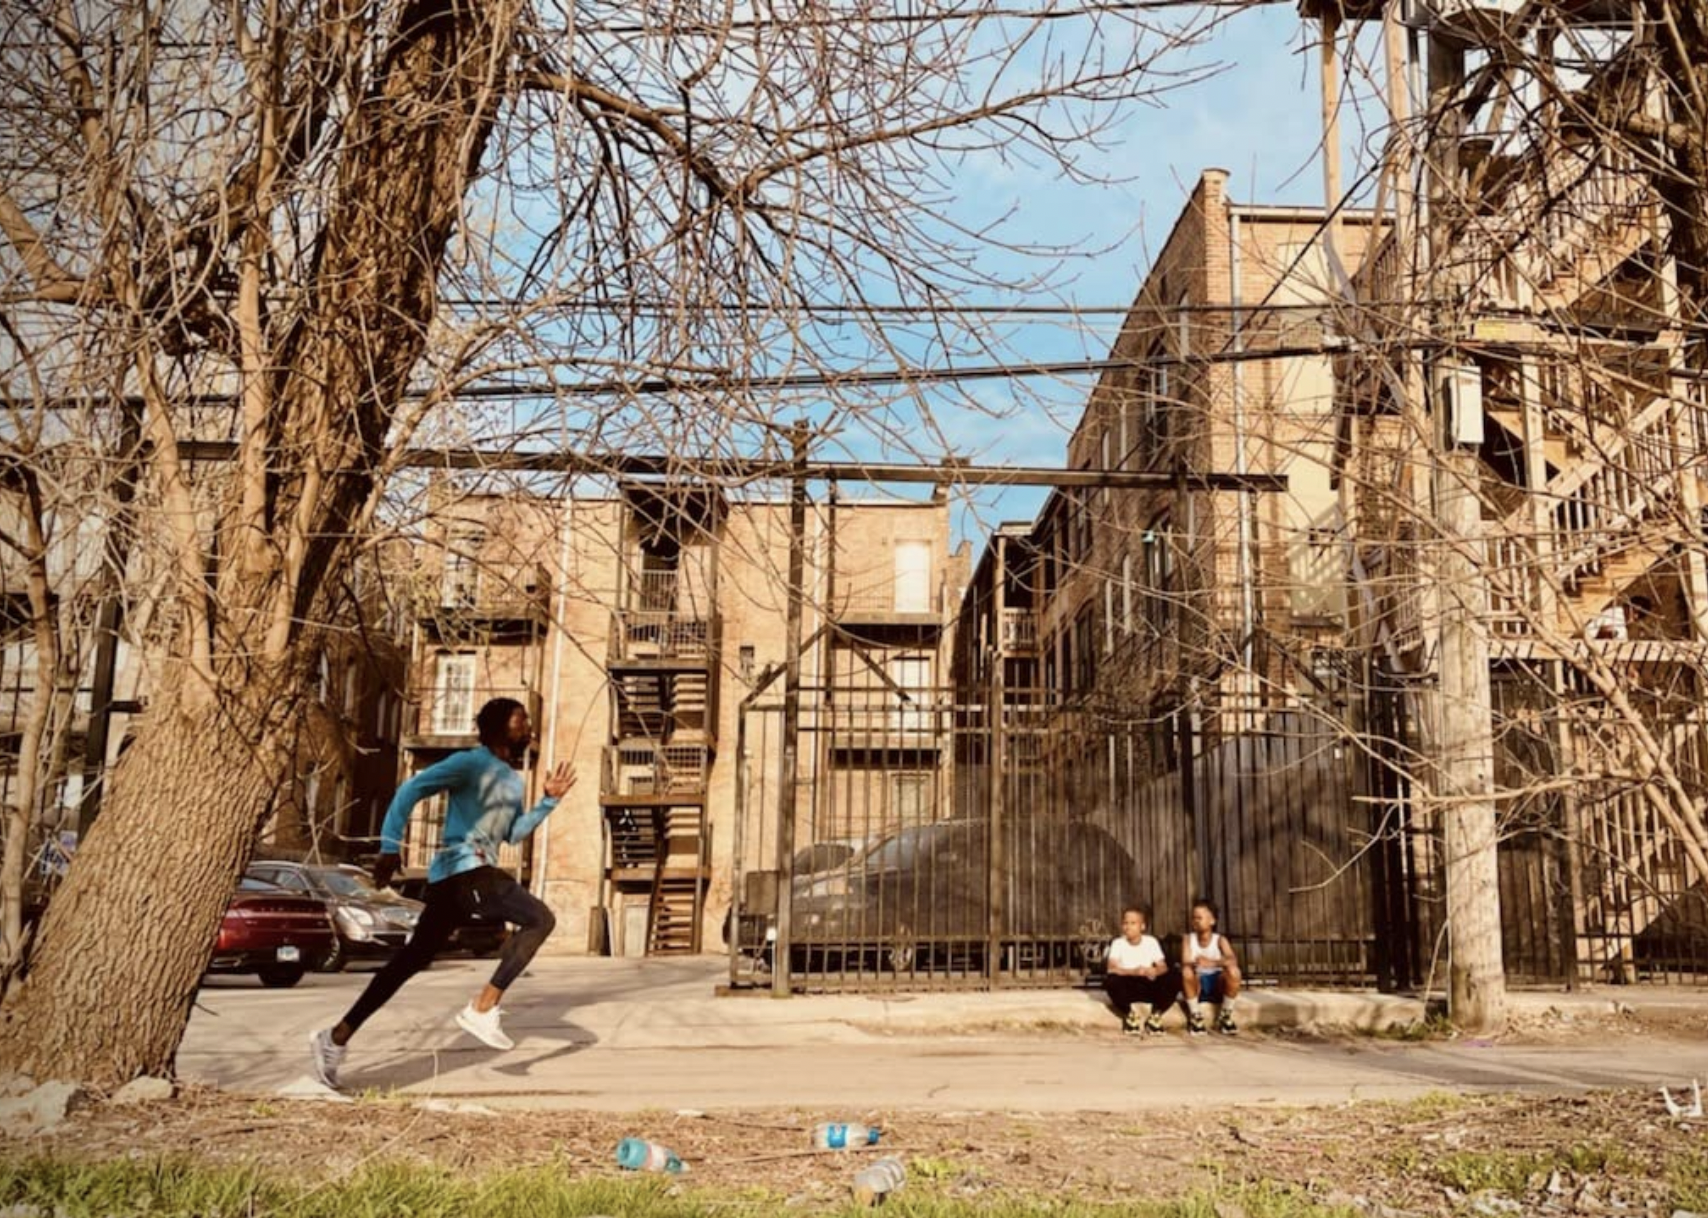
[341,866,556,1034]
[1104,970,1180,1018]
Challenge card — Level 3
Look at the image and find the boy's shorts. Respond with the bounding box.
[1197,969,1225,1003]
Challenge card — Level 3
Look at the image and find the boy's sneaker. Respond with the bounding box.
[456,1002,515,1051]
[1121,1010,1145,1036]
[308,1028,345,1091]
[1143,1013,1166,1036]
[1186,1011,1207,1036]
[1216,1010,1239,1036]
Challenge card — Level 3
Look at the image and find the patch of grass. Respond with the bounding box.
[1433,1143,1635,1196]
[907,1155,965,1183]
[1434,1150,1546,1195]
[1371,1012,1456,1042]
[1391,1089,1471,1120]
[1668,1149,1708,1213]
[0,1156,1373,1218]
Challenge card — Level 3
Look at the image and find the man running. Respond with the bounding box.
[309,696,575,1090]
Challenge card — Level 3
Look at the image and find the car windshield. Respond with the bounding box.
[310,868,378,898]
[792,843,856,875]
[237,876,281,892]
[858,824,949,871]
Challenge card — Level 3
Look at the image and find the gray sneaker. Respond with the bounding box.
[309,1027,346,1091]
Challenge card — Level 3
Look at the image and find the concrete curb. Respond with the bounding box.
[707,983,1429,1036]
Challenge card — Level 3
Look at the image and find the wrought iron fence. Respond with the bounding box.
[728,662,1708,992]
[729,677,1409,991]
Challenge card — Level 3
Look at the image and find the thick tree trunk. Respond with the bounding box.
[0,682,297,1087]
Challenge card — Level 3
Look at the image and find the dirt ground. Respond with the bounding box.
[9,1003,1708,1214]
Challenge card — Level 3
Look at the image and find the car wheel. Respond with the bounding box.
[319,937,346,973]
[257,964,305,988]
[465,932,506,959]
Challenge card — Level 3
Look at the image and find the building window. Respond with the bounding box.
[1122,553,1134,634]
[890,772,930,827]
[440,529,483,607]
[1073,606,1095,693]
[1103,578,1115,655]
[1142,515,1174,628]
[433,653,477,734]
[894,541,932,614]
[890,655,930,734]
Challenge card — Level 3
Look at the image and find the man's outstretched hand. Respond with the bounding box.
[543,762,577,799]
[372,852,402,890]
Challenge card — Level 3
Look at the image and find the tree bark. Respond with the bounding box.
[0,681,296,1086]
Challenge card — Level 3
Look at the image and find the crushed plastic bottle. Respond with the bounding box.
[615,1137,686,1173]
[812,1121,882,1150]
[851,1156,906,1206]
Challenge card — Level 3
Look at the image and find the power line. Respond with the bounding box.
[170,441,1289,493]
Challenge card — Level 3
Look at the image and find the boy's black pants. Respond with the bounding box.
[1104,969,1179,1017]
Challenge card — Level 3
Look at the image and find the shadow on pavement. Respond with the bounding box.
[348,968,601,1094]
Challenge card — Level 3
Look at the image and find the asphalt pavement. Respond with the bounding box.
[178,956,1708,1112]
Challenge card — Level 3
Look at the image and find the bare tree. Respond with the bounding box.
[0,0,1217,1083]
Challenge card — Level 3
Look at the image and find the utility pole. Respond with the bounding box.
[771,421,810,997]
[1424,26,1506,1032]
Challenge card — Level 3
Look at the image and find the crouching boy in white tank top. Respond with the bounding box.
[1181,897,1242,1035]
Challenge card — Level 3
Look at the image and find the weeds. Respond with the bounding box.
[1372,1012,1456,1042]
[1668,1150,1708,1213]
[1433,1143,1635,1195]
[0,1157,1374,1218]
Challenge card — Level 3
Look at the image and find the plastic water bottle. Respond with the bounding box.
[615,1137,685,1173]
[851,1156,906,1206]
[812,1121,881,1150]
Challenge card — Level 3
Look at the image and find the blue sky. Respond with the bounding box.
[438,5,1386,558]
[851,3,1379,551]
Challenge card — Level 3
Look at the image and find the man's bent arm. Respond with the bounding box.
[379,750,479,854]
[506,794,560,845]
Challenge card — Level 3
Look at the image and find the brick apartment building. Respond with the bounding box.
[954,171,1388,981]
[397,476,969,958]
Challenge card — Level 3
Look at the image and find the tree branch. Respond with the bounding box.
[0,192,87,304]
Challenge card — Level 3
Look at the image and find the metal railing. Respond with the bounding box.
[609,613,718,662]
[416,565,551,621]
[602,741,711,798]
[834,578,941,618]
[999,608,1038,652]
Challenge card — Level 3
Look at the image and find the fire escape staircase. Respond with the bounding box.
[1569,712,1708,977]
[603,670,714,956]
[1484,391,1683,635]
[603,800,711,955]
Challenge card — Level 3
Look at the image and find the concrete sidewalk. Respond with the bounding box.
[177,956,1708,1111]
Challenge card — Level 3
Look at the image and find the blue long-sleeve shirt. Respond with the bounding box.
[380,746,560,883]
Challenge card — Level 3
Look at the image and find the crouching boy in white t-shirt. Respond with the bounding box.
[1103,904,1180,1035]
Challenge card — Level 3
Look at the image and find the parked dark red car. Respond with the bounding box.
[207,876,336,988]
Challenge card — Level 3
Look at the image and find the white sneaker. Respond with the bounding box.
[308,1028,346,1090]
[455,1002,514,1051]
